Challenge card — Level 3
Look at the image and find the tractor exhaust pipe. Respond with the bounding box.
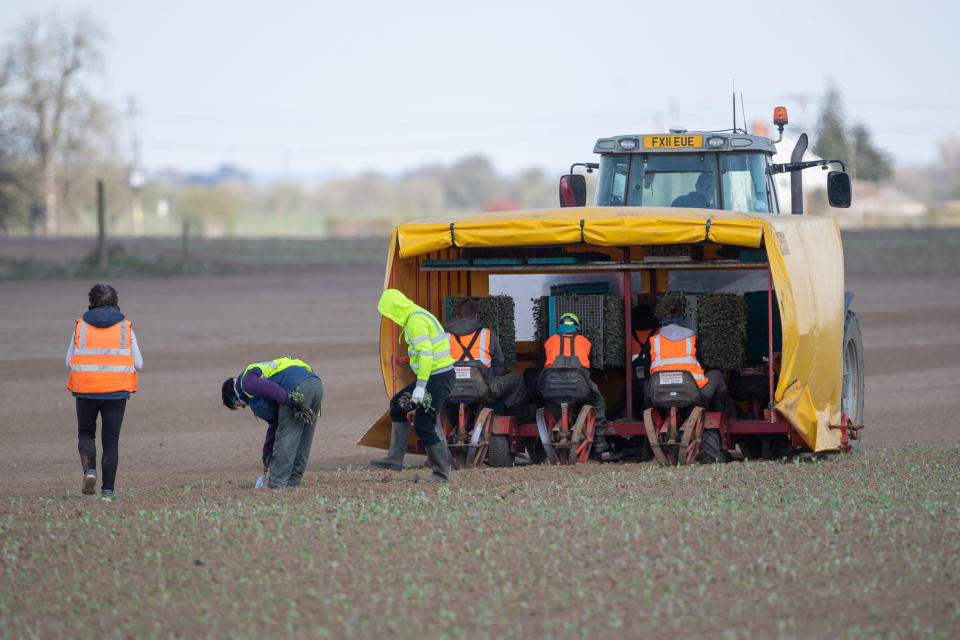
[790,133,808,215]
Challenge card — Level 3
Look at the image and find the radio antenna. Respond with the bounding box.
[731,80,737,133]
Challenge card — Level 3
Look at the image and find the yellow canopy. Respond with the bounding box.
[365,206,844,452]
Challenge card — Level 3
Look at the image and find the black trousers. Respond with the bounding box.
[389,369,455,447]
[76,397,126,491]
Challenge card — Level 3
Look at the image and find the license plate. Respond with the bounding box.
[659,372,684,385]
[455,366,471,380]
[644,134,703,149]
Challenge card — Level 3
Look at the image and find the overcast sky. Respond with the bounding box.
[1,0,956,179]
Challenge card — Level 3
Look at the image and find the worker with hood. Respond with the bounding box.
[372,289,456,482]
[651,298,727,411]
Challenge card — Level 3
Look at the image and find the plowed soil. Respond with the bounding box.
[1,263,958,638]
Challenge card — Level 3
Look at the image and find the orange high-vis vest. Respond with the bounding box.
[544,333,591,368]
[650,329,707,388]
[67,319,137,394]
[448,329,492,366]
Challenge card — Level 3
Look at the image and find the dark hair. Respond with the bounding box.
[222,378,239,410]
[658,298,685,320]
[632,304,659,330]
[456,299,478,319]
[88,283,118,309]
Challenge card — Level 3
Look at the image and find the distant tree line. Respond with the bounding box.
[140,156,558,237]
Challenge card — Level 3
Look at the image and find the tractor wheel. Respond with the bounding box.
[488,434,514,468]
[842,310,865,451]
[526,440,547,465]
[697,428,726,464]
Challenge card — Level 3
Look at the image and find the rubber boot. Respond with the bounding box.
[414,442,449,483]
[370,421,410,471]
[591,428,610,456]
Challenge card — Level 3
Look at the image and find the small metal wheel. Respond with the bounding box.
[569,405,596,464]
[470,408,495,466]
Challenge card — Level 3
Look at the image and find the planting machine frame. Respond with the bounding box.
[360,106,865,465]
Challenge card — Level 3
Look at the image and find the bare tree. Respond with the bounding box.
[2,13,106,234]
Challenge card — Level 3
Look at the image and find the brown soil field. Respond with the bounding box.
[1,260,958,637]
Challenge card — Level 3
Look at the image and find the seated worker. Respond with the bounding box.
[671,172,714,208]
[650,299,727,411]
[630,304,660,412]
[542,312,609,455]
[221,357,323,489]
[445,299,532,420]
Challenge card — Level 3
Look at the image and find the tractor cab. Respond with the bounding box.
[560,107,852,214]
[591,131,780,213]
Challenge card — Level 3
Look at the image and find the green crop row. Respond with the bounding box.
[1,445,957,639]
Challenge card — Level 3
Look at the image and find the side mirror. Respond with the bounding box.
[827,171,852,208]
[559,174,586,207]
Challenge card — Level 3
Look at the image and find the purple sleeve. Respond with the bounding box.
[262,422,277,459]
[240,369,290,405]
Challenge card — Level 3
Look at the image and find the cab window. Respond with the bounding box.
[629,153,719,208]
[720,153,770,213]
[594,155,630,205]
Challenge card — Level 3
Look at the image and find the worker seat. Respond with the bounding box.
[646,370,705,409]
[538,366,591,405]
[449,360,490,403]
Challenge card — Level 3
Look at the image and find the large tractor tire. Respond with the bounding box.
[697,428,726,464]
[488,434,514,468]
[842,310,865,451]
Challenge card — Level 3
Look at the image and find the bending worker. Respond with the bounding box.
[542,312,609,455]
[446,298,532,420]
[650,299,727,411]
[221,357,323,489]
[372,289,455,483]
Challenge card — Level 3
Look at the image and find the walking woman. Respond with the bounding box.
[66,284,143,500]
